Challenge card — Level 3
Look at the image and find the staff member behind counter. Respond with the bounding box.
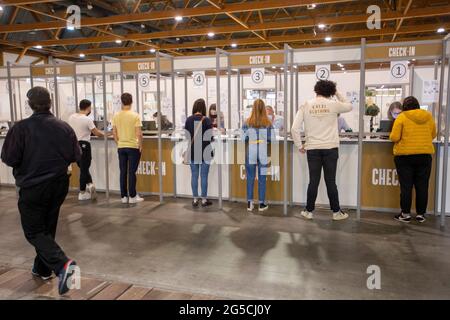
[291,80,352,221]
[68,99,108,201]
[1,86,80,295]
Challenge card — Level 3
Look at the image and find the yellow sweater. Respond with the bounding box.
[389,109,436,156]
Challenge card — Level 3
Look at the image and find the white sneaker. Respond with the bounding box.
[129,195,144,204]
[247,201,254,212]
[300,210,314,220]
[121,197,129,204]
[333,211,349,221]
[87,183,97,200]
[78,192,91,201]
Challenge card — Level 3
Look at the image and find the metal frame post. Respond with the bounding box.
[92,76,97,120]
[6,62,14,123]
[53,62,59,119]
[437,41,447,140]
[184,73,188,119]
[74,66,79,113]
[135,76,140,115]
[156,52,164,203]
[216,48,225,210]
[283,44,290,215]
[357,38,367,220]
[237,69,241,128]
[101,59,110,200]
[440,37,450,228]
[29,65,34,88]
[171,58,177,198]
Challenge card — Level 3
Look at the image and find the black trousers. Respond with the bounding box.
[18,174,70,276]
[306,148,340,213]
[77,141,92,192]
[394,154,432,215]
[118,148,141,198]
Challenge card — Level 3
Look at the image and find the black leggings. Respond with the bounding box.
[77,141,93,192]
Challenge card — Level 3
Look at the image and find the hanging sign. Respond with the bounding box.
[31,65,75,77]
[315,65,331,81]
[96,77,104,90]
[422,80,440,104]
[390,61,409,83]
[121,60,172,73]
[138,73,151,89]
[365,42,442,60]
[230,53,284,67]
[251,68,265,84]
[192,71,206,88]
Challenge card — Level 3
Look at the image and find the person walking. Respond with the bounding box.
[390,96,437,223]
[1,86,80,295]
[68,99,107,201]
[242,99,275,212]
[185,99,214,207]
[291,80,352,221]
[112,93,144,204]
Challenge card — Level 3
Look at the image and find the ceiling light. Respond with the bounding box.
[115,39,122,44]
[150,48,156,53]
[175,16,183,22]
[141,24,146,29]
[34,45,43,49]
[437,27,446,33]
[231,43,238,48]
[87,3,93,10]
[294,65,298,69]
[307,4,316,9]
[337,63,343,67]
[325,36,332,42]
[280,67,284,71]
[341,67,345,71]
[67,25,75,31]
[318,24,326,29]
[272,66,276,69]
[207,32,215,38]
[79,53,85,58]
[0,6,3,11]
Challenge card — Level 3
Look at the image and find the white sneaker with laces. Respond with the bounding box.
[78,192,91,201]
[121,197,129,204]
[300,210,314,220]
[129,195,144,204]
[333,211,349,221]
[87,183,97,200]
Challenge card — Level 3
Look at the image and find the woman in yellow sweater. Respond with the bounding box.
[389,96,437,223]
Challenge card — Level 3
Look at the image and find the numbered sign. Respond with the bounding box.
[192,71,205,88]
[139,73,150,89]
[251,68,265,84]
[390,61,409,83]
[96,77,104,90]
[315,65,331,81]
[48,80,55,91]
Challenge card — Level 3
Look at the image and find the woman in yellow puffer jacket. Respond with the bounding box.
[389,96,437,224]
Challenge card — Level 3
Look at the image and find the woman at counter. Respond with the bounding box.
[242,99,274,212]
[185,99,214,207]
[208,104,225,131]
[388,101,403,121]
[390,96,436,223]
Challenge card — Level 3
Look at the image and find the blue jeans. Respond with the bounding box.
[190,162,210,198]
[118,148,141,198]
[246,160,268,204]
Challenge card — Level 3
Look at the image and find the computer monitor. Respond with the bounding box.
[142,121,157,131]
[94,120,105,131]
[379,120,393,133]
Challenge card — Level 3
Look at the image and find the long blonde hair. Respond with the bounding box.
[247,99,272,128]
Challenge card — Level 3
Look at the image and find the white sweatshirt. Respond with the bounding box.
[291,93,352,150]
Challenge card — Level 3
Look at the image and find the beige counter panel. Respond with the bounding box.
[361,142,436,211]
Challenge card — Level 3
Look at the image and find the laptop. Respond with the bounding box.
[379,120,393,133]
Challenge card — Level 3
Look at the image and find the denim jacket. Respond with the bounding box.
[241,124,275,166]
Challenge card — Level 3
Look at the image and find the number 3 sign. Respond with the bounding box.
[251,68,265,84]
[315,65,331,81]
[390,61,409,83]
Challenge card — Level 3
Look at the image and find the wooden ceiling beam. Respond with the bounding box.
[68,21,450,56]
[0,0,355,33]
[0,0,62,5]
[24,4,450,47]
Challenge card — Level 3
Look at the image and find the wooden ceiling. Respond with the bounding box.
[0,0,449,63]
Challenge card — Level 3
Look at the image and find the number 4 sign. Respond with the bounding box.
[193,71,206,88]
[315,65,331,81]
[390,61,409,83]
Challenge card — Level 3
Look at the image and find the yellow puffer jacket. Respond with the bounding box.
[389,109,437,156]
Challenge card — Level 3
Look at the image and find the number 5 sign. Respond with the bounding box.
[315,65,331,81]
[390,61,409,83]
[251,68,265,84]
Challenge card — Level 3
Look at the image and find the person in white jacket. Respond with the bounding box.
[291,80,352,221]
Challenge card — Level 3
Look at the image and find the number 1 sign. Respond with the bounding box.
[390,61,409,83]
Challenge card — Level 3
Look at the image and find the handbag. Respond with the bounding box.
[182,116,204,165]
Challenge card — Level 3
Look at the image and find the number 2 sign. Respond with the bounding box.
[315,65,331,81]
[390,61,409,83]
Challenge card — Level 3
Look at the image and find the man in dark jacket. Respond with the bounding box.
[1,86,81,295]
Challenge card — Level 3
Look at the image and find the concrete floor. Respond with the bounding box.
[0,186,449,300]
